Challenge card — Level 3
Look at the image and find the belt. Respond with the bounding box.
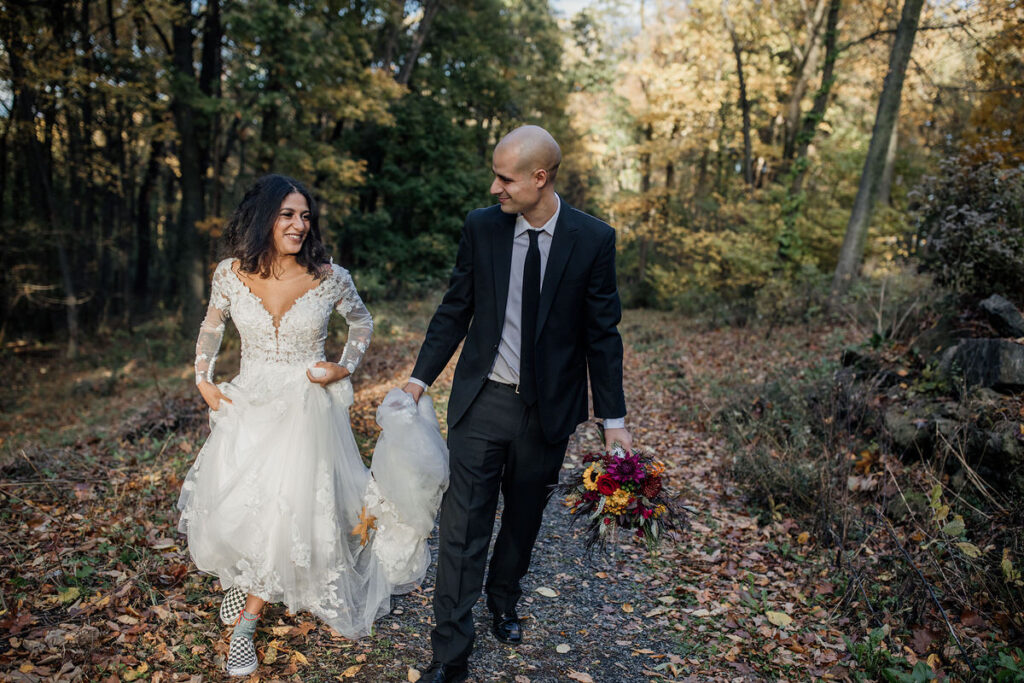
[486,378,521,394]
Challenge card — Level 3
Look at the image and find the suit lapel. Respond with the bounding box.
[492,210,516,336]
[536,202,578,339]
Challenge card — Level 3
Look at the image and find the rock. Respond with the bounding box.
[980,294,1024,338]
[940,339,1024,393]
[884,404,935,457]
[986,421,1024,492]
[841,347,878,373]
[914,314,961,361]
[885,489,929,522]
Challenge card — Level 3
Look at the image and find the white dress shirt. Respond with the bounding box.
[488,199,559,387]
[410,195,625,429]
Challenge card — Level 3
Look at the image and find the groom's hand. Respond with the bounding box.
[402,382,424,403]
[604,427,633,453]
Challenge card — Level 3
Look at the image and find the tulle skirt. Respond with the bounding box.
[177,361,447,638]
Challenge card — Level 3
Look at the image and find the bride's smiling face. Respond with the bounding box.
[271,192,311,257]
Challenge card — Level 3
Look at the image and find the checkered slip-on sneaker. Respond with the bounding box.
[226,633,258,677]
[219,585,247,626]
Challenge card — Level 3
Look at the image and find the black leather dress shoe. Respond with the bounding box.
[420,662,469,683]
[490,609,522,644]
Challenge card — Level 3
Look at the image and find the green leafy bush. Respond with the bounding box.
[910,143,1024,305]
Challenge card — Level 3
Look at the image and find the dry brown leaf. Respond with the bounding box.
[766,611,793,627]
[338,664,362,678]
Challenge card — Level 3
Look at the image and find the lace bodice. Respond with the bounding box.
[195,258,373,384]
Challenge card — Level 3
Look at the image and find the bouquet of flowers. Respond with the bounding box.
[555,446,682,552]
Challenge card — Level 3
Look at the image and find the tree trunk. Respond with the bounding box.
[722,3,753,188]
[4,10,80,356]
[637,122,653,283]
[170,1,207,330]
[782,0,829,162]
[379,0,404,70]
[790,0,842,196]
[877,123,899,205]
[134,140,163,310]
[832,0,925,296]
[395,0,441,86]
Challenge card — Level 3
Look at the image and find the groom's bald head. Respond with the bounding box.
[494,125,562,186]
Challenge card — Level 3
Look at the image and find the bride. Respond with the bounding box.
[177,174,448,676]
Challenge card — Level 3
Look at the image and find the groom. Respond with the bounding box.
[404,125,631,683]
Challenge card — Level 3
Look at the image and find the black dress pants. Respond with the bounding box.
[429,380,569,665]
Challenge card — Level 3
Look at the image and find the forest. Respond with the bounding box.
[2,0,1017,350]
[2,0,1024,681]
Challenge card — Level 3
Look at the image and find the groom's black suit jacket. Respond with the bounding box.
[412,199,626,443]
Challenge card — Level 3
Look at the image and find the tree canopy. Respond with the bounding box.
[0,0,1019,351]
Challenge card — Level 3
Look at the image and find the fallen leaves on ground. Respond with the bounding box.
[1,306,1007,681]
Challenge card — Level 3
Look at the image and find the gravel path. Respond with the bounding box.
[330,432,690,683]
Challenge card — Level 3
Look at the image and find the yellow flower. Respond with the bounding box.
[604,488,632,514]
[582,465,601,492]
[654,504,667,518]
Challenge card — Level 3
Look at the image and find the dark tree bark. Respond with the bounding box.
[378,0,404,69]
[832,0,926,295]
[636,122,654,284]
[877,123,899,205]
[134,140,163,310]
[790,0,841,195]
[168,0,221,330]
[781,0,829,162]
[723,3,753,188]
[396,0,442,86]
[170,0,208,329]
[4,2,81,356]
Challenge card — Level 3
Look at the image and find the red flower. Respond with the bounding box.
[603,517,613,525]
[641,475,662,498]
[596,474,619,496]
[641,508,654,519]
[583,491,600,502]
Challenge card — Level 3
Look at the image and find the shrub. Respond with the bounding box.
[909,142,1024,305]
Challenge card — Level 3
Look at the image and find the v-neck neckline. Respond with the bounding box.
[230,259,328,331]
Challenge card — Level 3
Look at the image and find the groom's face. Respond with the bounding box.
[490,146,541,215]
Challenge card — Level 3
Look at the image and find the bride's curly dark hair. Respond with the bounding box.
[223,174,330,279]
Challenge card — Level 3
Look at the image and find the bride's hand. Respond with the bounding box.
[198,380,232,411]
[307,362,350,386]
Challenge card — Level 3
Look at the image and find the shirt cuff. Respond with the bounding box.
[407,377,429,390]
[603,417,626,430]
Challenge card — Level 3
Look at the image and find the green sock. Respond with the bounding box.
[232,609,259,639]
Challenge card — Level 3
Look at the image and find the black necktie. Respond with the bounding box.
[519,229,541,405]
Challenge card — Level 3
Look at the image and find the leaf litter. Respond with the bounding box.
[2,305,1004,681]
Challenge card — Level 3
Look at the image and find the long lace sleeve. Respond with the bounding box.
[333,266,373,374]
[194,261,233,385]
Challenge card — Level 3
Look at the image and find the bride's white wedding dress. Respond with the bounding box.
[177,258,447,637]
